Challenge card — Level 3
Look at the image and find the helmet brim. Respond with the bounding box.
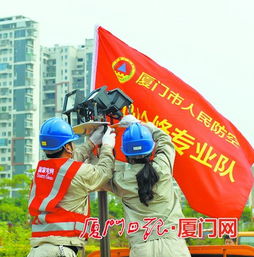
[40,134,80,151]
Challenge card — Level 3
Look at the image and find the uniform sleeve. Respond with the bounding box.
[73,145,115,192]
[99,179,115,193]
[145,122,175,175]
[72,139,94,162]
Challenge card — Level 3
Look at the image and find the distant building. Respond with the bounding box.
[0,16,94,196]
[40,40,93,124]
[0,16,40,188]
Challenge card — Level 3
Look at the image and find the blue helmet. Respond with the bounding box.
[39,117,80,151]
[121,123,155,157]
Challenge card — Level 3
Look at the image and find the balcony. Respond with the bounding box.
[0,113,10,120]
[43,85,55,91]
[26,66,33,72]
[24,153,33,163]
[0,40,11,48]
[27,30,38,39]
[25,53,36,62]
[26,40,34,47]
[43,99,55,105]
[45,73,56,78]
[0,171,11,178]
[25,147,33,154]
[0,69,12,74]
[0,92,10,98]
[43,112,55,119]
[72,84,84,90]
[25,92,33,98]
[25,121,33,128]
[24,129,35,137]
[24,103,36,111]
[0,138,8,147]
[0,74,9,80]
[0,64,12,74]
[72,70,84,76]
[25,78,35,86]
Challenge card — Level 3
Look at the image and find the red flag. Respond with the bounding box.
[93,26,254,218]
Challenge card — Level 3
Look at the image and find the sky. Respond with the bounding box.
[1,0,254,147]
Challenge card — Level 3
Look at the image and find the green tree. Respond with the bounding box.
[90,199,99,217]
[0,171,33,224]
[0,222,31,257]
[108,195,124,219]
[0,202,28,225]
[0,171,32,198]
[240,206,252,223]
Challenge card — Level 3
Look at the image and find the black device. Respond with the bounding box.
[62,86,133,132]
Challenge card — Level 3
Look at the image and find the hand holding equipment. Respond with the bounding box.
[102,127,116,148]
[119,114,140,127]
[89,126,104,146]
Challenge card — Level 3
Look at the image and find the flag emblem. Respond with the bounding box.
[112,57,135,83]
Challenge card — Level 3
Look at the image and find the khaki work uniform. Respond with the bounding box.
[28,141,114,257]
[106,123,191,257]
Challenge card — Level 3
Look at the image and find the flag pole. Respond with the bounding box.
[98,191,110,257]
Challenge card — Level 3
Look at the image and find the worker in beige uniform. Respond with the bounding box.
[105,115,191,257]
[27,117,115,257]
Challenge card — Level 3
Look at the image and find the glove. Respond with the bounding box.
[119,114,140,127]
[102,127,116,148]
[89,126,104,145]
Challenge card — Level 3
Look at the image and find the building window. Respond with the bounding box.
[15,29,26,38]
[0,63,9,70]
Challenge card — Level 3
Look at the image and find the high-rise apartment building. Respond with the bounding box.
[0,16,40,183]
[0,16,94,187]
[40,40,93,124]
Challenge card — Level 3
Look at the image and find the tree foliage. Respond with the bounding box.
[240,206,252,223]
[0,172,32,225]
[0,222,31,257]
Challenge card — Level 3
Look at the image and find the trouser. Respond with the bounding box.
[27,243,79,257]
[130,237,191,257]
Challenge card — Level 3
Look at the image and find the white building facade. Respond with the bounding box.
[0,16,94,189]
[40,39,93,124]
[0,16,40,183]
